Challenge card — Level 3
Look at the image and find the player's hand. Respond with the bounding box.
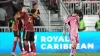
[63,30,66,36]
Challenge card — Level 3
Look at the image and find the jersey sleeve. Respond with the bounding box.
[20,12,25,20]
[64,17,71,23]
[20,12,25,25]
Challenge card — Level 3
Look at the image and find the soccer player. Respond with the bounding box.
[63,12,79,56]
[10,12,23,56]
[21,7,36,56]
[31,3,40,26]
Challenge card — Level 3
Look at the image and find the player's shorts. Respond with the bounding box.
[14,30,21,37]
[23,31,34,41]
[69,33,79,43]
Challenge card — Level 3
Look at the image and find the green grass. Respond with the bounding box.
[0,53,100,56]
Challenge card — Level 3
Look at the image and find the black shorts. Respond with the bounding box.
[23,31,34,41]
[14,30,21,37]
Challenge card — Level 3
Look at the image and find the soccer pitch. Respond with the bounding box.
[0,53,100,56]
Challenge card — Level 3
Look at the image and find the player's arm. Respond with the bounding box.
[21,19,24,26]
[32,10,38,18]
[63,17,71,28]
[14,13,17,21]
[20,12,25,26]
[33,9,40,18]
[20,19,24,31]
[20,18,24,30]
[28,16,33,24]
[63,23,66,31]
[63,17,71,36]
[33,14,37,18]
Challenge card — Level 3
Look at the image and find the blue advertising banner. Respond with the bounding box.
[0,32,100,54]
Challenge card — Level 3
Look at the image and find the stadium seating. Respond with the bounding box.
[63,0,100,31]
[0,0,100,32]
[40,0,59,13]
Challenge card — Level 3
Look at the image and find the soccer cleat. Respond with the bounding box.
[70,55,74,56]
[70,54,74,56]
[31,53,37,56]
[30,52,33,56]
[31,54,34,56]
[25,53,30,56]
[11,52,16,56]
[22,51,27,56]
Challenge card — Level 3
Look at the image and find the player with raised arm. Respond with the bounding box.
[21,7,36,56]
[63,12,79,56]
[9,11,23,56]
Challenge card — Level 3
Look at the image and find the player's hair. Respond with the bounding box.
[21,7,28,13]
[33,3,37,8]
[14,11,21,21]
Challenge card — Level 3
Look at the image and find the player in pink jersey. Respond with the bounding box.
[63,12,79,56]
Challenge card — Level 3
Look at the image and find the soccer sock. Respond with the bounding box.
[30,44,33,52]
[24,43,26,51]
[73,47,76,56]
[32,43,36,53]
[25,45,29,53]
[12,41,17,52]
[70,46,74,56]
[18,41,23,52]
[70,46,77,56]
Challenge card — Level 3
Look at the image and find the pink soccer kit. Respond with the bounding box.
[64,16,79,43]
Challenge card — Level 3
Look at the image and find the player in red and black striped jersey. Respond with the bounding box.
[21,7,36,56]
[10,12,23,56]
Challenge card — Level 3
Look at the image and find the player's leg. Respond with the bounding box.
[17,31,23,53]
[22,31,30,56]
[70,34,77,56]
[71,40,77,56]
[11,31,18,56]
[70,41,77,56]
[23,31,26,52]
[24,41,29,53]
[73,34,79,56]
[30,41,36,56]
[30,32,36,56]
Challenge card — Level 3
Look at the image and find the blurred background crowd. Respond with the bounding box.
[0,0,100,32]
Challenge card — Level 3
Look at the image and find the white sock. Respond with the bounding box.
[70,53,73,56]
